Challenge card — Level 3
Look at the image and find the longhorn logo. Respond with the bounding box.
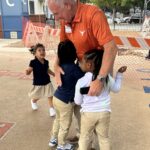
[79,30,85,36]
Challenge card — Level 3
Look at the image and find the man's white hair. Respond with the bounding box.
[48,0,77,5]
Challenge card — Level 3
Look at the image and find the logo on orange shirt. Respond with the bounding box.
[79,30,85,36]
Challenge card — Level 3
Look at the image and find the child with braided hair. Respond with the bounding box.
[74,49,127,150]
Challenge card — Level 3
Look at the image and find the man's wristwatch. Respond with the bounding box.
[97,75,106,82]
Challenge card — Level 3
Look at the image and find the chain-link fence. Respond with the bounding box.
[110,23,142,31]
[23,9,150,91]
[115,47,149,89]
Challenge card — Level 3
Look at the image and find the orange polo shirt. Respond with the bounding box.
[60,3,114,60]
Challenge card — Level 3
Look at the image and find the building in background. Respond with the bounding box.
[28,0,55,27]
[0,0,29,39]
[28,0,44,15]
[0,0,50,39]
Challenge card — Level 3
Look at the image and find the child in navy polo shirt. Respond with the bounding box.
[26,43,56,117]
[48,40,84,150]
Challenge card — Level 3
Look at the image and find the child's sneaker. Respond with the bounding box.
[48,137,57,147]
[56,143,74,150]
[49,107,56,117]
[31,100,38,110]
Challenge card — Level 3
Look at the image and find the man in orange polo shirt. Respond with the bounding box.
[48,0,117,149]
[48,0,117,95]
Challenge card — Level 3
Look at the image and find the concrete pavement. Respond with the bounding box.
[0,40,150,150]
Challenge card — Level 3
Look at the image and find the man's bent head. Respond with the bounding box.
[48,0,77,23]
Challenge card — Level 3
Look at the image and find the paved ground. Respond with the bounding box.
[0,40,150,150]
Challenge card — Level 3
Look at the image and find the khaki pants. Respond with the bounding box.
[52,97,74,145]
[74,104,81,137]
[79,112,111,150]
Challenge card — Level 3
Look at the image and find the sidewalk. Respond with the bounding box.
[0,40,150,150]
[0,39,28,53]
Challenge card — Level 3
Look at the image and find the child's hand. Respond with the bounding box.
[26,69,30,75]
[51,72,55,77]
[48,69,55,77]
[26,67,32,75]
[118,66,127,73]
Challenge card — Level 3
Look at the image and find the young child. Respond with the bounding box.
[26,43,56,117]
[74,49,127,150]
[48,40,84,150]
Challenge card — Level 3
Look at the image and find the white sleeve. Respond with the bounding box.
[110,73,123,93]
[74,81,83,105]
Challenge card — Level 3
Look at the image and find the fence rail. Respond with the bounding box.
[109,23,143,31]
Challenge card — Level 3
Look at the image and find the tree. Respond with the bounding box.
[89,0,143,28]
[90,0,145,13]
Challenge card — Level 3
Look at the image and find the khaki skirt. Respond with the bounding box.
[28,82,54,99]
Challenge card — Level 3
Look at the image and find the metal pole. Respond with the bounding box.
[144,0,150,19]
[143,0,147,22]
[147,0,150,7]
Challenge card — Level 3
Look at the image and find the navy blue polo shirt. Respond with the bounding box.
[29,58,50,85]
[54,63,84,104]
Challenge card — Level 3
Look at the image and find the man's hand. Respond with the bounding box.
[88,79,104,96]
[54,65,64,87]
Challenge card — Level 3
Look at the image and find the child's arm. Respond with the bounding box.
[48,69,55,77]
[110,66,127,93]
[47,61,55,77]
[26,67,33,75]
[74,81,83,105]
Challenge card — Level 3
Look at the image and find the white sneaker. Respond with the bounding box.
[31,100,38,110]
[56,143,74,150]
[49,107,56,117]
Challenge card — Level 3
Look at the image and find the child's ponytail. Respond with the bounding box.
[29,46,36,54]
[84,50,104,80]
[29,43,45,55]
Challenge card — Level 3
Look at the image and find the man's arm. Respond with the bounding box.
[53,20,67,86]
[88,9,118,96]
[88,41,118,96]
[100,40,118,77]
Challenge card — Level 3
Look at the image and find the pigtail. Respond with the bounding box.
[93,51,108,84]
[84,49,108,84]
[85,50,103,80]
[29,46,35,54]
[29,43,45,55]
[92,52,101,80]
